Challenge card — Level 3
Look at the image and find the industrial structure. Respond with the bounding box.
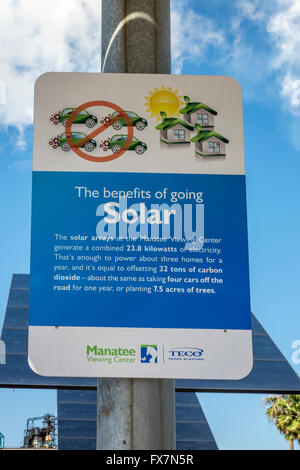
[23,414,57,449]
[0,431,4,449]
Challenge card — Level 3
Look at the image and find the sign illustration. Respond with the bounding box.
[29,73,252,380]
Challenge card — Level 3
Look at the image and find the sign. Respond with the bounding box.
[29,73,253,379]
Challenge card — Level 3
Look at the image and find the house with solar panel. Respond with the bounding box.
[155,111,194,144]
[180,96,217,129]
[191,124,229,157]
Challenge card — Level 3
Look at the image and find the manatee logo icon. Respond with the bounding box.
[141,345,158,364]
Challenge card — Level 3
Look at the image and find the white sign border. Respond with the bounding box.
[29,326,253,379]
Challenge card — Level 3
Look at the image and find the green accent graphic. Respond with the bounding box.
[179,96,218,116]
[156,112,194,131]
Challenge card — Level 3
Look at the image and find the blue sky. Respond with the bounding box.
[0,0,300,449]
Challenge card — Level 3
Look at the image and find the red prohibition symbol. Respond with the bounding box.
[65,100,134,163]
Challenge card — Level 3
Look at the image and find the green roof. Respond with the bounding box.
[191,127,229,144]
[180,96,217,116]
[156,113,194,131]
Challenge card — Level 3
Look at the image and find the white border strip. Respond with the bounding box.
[29,326,253,380]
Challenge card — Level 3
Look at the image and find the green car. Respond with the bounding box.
[60,108,98,128]
[59,132,97,152]
[109,135,147,155]
[111,111,148,131]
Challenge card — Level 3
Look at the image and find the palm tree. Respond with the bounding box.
[263,395,300,450]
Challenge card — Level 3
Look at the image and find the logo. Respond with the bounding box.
[0,340,6,365]
[141,345,158,364]
[86,345,136,365]
[168,347,204,361]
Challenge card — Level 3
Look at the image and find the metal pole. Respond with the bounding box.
[97,0,175,450]
[101,0,171,74]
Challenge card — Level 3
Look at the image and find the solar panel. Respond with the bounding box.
[175,392,218,450]
[0,275,95,389]
[57,389,218,450]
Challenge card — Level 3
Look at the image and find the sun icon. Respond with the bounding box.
[145,86,184,120]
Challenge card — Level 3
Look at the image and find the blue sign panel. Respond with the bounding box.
[29,73,253,379]
[30,171,250,330]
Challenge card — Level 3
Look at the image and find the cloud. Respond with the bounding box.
[231,0,300,115]
[267,0,300,114]
[171,0,225,74]
[0,0,101,141]
[267,0,300,67]
[170,0,278,105]
[236,0,267,23]
[15,125,27,150]
[281,73,300,114]
[1,0,299,141]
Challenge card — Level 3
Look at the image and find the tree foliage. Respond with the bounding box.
[263,395,300,450]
